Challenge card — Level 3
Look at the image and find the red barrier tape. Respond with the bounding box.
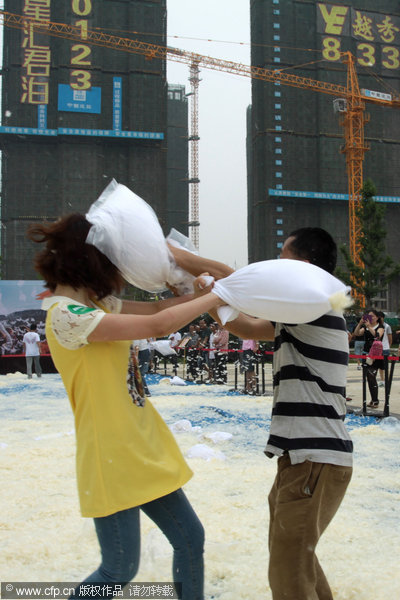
[181,348,400,360]
[2,351,397,361]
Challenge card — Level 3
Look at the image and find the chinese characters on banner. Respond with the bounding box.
[70,0,93,91]
[317,3,400,71]
[21,0,51,104]
[20,0,94,106]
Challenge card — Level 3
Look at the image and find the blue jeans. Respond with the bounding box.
[74,489,204,600]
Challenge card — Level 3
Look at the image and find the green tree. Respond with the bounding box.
[336,178,400,308]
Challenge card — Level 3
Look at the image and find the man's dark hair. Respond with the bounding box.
[27,214,124,299]
[30,323,37,331]
[288,227,337,274]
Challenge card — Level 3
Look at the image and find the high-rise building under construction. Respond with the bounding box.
[249,0,400,309]
[0,0,188,280]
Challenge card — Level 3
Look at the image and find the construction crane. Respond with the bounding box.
[1,10,400,303]
[187,61,201,250]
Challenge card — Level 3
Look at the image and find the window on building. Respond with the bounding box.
[276,184,283,189]
[274,57,281,63]
[275,159,282,166]
[275,148,282,154]
[275,172,282,178]
[275,125,282,130]
[275,115,281,121]
[273,10,280,16]
[275,102,281,109]
[277,230,284,236]
[274,91,281,97]
[273,23,280,29]
[273,35,280,41]
[277,242,283,249]
[276,218,283,224]
[276,206,283,212]
[275,136,281,142]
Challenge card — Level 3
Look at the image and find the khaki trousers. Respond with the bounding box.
[268,455,352,600]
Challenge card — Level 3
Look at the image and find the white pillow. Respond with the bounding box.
[86,180,194,294]
[151,340,177,356]
[210,259,352,325]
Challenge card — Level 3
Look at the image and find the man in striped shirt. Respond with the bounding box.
[171,227,353,600]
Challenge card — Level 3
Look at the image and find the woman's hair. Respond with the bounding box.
[288,227,337,274]
[366,309,383,325]
[27,214,124,299]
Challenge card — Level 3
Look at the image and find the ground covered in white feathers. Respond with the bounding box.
[1,372,400,599]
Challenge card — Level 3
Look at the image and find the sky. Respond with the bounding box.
[0,280,45,315]
[166,1,251,269]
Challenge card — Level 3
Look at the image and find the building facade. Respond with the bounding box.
[1,0,171,279]
[166,84,189,237]
[249,0,400,310]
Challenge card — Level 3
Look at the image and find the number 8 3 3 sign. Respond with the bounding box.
[317,3,400,71]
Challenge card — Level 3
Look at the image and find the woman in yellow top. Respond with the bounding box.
[28,214,223,600]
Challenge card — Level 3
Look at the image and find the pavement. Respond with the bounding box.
[344,360,400,419]
[160,358,400,420]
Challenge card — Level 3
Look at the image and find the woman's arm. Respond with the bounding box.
[353,318,366,337]
[88,292,223,343]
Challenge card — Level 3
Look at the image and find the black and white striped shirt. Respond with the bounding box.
[265,311,353,466]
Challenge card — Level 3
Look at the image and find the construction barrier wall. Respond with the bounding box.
[1,0,170,280]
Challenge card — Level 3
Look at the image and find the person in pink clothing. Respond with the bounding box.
[241,339,259,394]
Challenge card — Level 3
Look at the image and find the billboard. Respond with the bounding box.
[317,3,400,73]
[0,280,47,356]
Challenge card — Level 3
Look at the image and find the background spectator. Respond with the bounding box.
[213,323,229,384]
[197,319,210,379]
[241,339,259,395]
[23,323,42,379]
[378,311,392,387]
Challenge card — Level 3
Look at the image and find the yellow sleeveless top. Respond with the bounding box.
[43,295,192,518]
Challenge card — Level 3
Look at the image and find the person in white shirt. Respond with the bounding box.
[22,323,42,379]
[168,331,182,349]
[168,331,182,371]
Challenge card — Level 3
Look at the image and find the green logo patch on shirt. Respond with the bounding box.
[67,304,97,315]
